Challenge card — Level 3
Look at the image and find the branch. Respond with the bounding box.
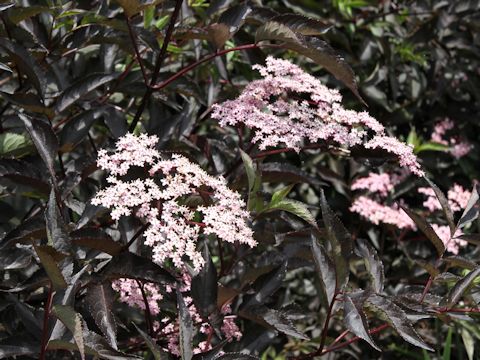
[39,282,54,360]
[128,0,184,132]
[125,16,149,85]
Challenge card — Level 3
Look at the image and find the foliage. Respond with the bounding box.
[0,0,479,359]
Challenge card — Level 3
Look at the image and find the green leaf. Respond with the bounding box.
[19,114,58,182]
[270,184,294,206]
[0,39,46,97]
[400,206,445,257]
[366,294,433,351]
[55,73,117,113]
[415,142,449,153]
[355,239,384,293]
[423,178,456,236]
[0,132,32,157]
[310,234,336,306]
[177,290,193,360]
[132,323,164,360]
[45,189,70,253]
[255,22,363,103]
[86,283,117,350]
[461,327,474,360]
[33,245,68,290]
[52,305,85,360]
[444,267,480,308]
[343,295,380,351]
[191,246,218,319]
[265,199,316,226]
[441,327,452,360]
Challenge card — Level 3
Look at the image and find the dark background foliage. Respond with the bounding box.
[0,0,479,359]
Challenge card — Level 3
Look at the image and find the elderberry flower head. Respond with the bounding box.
[92,134,256,272]
[211,56,423,176]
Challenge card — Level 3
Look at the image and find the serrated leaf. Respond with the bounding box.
[252,306,309,340]
[86,283,117,349]
[457,185,479,230]
[0,39,46,97]
[7,5,50,24]
[270,14,331,35]
[0,215,46,248]
[355,239,384,293]
[260,162,325,186]
[215,353,259,360]
[400,206,445,257]
[177,290,193,360]
[19,114,58,181]
[0,132,32,157]
[102,252,175,284]
[265,199,316,226]
[443,256,477,270]
[310,234,336,306]
[45,189,70,253]
[366,294,433,351]
[243,262,287,308]
[71,228,122,256]
[132,323,164,360]
[255,22,363,103]
[218,3,251,33]
[343,295,380,351]
[424,178,456,236]
[0,159,50,194]
[270,184,294,206]
[34,245,67,290]
[444,267,480,308]
[191,246,218,319]
[455,234,480,245]
[60,107,106,150]
[52,305,85,360]
[0,91,52,116]
[55,73,117,113]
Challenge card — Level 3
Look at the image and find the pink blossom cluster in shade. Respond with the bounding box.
[92,133,256,272]
[431,118,472,159]
[418,184,471,213]
[350,171,472,254]
[211,56,423,176]
[112,271,242,355]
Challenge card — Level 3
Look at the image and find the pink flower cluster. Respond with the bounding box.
[431,118,472,159]
[351,170,472,254]
[418,184,471,213]
[92,134,256,271]
[112,271,242,355]
[211,57,423,176]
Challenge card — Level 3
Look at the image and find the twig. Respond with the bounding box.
[128,0,184,132]
[125,16,149,85]
[136,280,154,336]
[39,282,54,360]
